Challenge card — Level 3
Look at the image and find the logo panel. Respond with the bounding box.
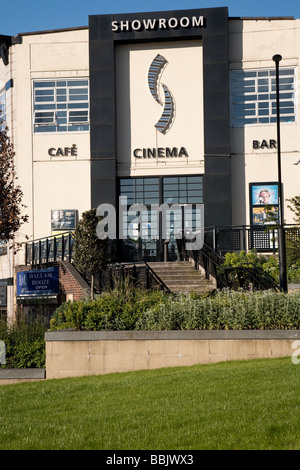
[148,54,175,134]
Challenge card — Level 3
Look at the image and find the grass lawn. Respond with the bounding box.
[0,356,300,450]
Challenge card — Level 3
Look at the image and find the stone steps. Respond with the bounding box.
[148,262,215,294]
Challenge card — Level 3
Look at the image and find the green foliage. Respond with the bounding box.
[136,289,300,331]
[287,195,300,225]
[73,208,110,277]
[0,124,28,241]
[222,250,279,281]
[285,194,300,282]
[50,285,300,332]
[0,318,47,368]
[50,280,168,331]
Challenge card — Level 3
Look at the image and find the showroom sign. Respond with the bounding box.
[112,15,205,32]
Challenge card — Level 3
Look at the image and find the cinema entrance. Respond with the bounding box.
[118,175,203,262]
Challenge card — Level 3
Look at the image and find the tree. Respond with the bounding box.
[0,124,28,243]
[287,195,300,225]
[286,195,300,266]
[74,208,110,299]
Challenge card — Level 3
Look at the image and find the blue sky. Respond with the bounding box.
[1,0,300,36]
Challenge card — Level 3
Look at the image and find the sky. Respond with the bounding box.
[0,0,300,36]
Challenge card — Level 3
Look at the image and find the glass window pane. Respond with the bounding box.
[163,184,178,190]
[144,178,159,185]
[258,86,268,92]
[143,184,159,191]
[164,177,179,184]
[34,81,55,88]
[67,80,88,87]
[259,117,270,124]
[188,176,203,183]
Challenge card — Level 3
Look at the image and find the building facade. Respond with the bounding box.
[0,7,299,320]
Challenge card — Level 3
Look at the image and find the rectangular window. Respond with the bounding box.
[163,176,203,205]
[230,68,295,126]
[33,79,89,133]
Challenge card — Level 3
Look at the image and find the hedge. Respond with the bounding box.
[50,288,300,332]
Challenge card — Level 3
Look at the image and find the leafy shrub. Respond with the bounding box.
[0,318,47,368]
[223,250,279,281]
[136,289,300,331]
[50,285,300,332]
[50,283,168,331]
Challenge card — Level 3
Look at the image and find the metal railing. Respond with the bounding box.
[25,232,75,265]
[180,238,280,292]
[95,261,172,294]
[25,224,298,292]
[204,224,300,255]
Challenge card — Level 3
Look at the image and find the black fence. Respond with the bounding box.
[205,225,300,254]
[24,225,299,293]
[89,262,172,294]
[25,232,75,265]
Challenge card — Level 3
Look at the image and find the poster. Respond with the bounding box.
[250,183,279,226]
[51,210,77,231]
[252,206,279,225]
[251,184,278,206]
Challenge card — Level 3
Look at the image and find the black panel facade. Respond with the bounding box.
[89,7,231,227]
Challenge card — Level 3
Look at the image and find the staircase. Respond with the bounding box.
[148,262,216,295]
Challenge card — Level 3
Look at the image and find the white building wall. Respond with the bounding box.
[229,18,300,226]
[11,28,91,248]
[1,28,91,321]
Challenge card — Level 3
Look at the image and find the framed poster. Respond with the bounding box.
[252,206,279,226]
[51,210,77,231]
[250,183,279,226]
[251,184,278,206]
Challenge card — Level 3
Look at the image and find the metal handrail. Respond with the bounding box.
[25,232,75,265]
[105,261,172,293]
[184,237,280,291]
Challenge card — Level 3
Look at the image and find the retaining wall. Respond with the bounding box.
[45,330,300,379]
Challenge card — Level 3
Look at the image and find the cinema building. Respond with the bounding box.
[0,7,299,320]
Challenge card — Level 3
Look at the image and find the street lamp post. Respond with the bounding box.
[272,54,288,293]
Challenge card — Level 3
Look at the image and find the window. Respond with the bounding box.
[163,176,203,204]
[120,178,160,206]
[33,79,89,133]
[231,68,295,126]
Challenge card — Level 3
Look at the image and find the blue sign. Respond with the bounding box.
[17,267,59,297]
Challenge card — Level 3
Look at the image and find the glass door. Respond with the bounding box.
[119,176,203,262]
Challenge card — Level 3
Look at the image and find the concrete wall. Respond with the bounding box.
[45,330,300,379]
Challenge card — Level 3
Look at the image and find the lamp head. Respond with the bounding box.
[273,54,282,63]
